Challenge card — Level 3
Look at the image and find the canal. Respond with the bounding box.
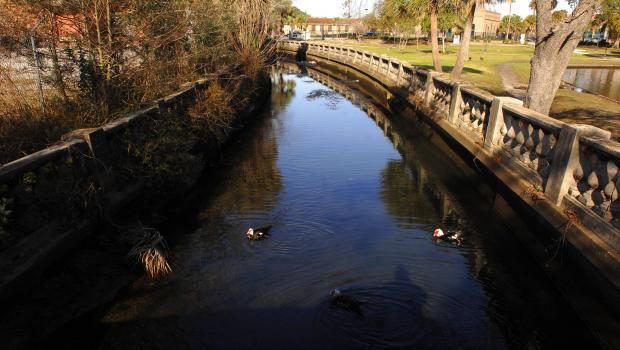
[54,62,600,348]
[563,67,620,102]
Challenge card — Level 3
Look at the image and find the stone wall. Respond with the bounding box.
[0,76,268,300]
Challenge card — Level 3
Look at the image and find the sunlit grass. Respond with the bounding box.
[326,39,620,135]
[128,227,172,279]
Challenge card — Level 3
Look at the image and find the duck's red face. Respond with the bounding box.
[433,229,444,237]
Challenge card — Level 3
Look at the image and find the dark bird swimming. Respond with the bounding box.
[246,225,272,240]
[330,289,364,317]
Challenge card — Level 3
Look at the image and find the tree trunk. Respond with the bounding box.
[524,0,599,115]
[451,1,476,78]
[49,14,69,104]
[430,4,442,72]
[105,0,113,81]
[442,32,445,53]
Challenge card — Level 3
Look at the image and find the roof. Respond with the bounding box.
[307,17,361,25]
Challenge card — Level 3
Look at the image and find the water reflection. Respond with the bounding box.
[271,66,297,115]
[78,61,601,349]
[306,89,342,110]
[563,68,620,101]
[281,60,601,349]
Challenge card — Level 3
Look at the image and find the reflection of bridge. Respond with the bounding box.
[276,43,620,344]
[278,61,467,230]
[277,63,562,326]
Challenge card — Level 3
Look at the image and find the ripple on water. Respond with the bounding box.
[315,281,445,348]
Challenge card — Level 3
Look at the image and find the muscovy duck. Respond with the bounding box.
[246,225,272,240]
[433,228,465,244]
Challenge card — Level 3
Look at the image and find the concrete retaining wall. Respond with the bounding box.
[0,76,268,301]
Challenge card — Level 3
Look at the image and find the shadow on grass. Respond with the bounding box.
[417,65,484,75]
[581,49,620,59]
[418,49,457,54]
[551,108,620,141]
[380,39,430,46]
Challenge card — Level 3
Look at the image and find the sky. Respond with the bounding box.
[292,0,575,19]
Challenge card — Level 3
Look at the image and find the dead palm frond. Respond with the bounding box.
[232,0,276,77]
[128,227,172,279]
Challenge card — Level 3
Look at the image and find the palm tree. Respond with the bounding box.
[523,14,536,39]
[411,0,454,72]
[381,0,445,72]
[505,0,513,41]
[452,0,502,78]
[528,0,558,15]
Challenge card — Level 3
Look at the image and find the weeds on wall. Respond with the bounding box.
[188,81,242,143]
[128,226,172,279]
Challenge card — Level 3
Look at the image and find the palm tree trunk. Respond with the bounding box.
[430,4,442,72]
[451,1,476,78]
[506,0,513,41]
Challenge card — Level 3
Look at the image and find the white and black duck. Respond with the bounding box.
[433,228,465,244]
[246,225,272,241]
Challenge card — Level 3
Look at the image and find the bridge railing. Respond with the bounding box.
[279,40,620,249]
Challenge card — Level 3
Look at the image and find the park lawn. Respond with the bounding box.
[327,39,620,133]
[551,90,620,140]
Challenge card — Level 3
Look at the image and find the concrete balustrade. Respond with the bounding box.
[279,40,620,242]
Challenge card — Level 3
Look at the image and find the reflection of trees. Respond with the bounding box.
[198,108,283,220]
[271,70,296,115]
[306,89,342,110]
[374,104,595,348]
[380,160,436,228]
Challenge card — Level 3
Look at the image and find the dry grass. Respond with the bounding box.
[188,80,251,142]
[232,0,276,77]
[128,227,172,279]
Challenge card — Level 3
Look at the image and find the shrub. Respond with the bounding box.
[128,227,172,279]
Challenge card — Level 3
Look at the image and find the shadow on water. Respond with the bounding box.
[33,59,606,349]
[93,265,444,349]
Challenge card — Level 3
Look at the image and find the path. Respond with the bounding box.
[497,64,526,100]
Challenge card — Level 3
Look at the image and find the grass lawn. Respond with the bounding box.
[324,39,620,138]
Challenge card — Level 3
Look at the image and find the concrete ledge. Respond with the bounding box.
[0,140,85,183]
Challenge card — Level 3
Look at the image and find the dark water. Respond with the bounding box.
[563,68,620,101]
[91,63,599,349]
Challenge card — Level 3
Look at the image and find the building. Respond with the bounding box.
[284,18,362,38]
[472,5,501,37]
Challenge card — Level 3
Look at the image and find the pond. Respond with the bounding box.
[563,68,620,102]
[66,62,600,349]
